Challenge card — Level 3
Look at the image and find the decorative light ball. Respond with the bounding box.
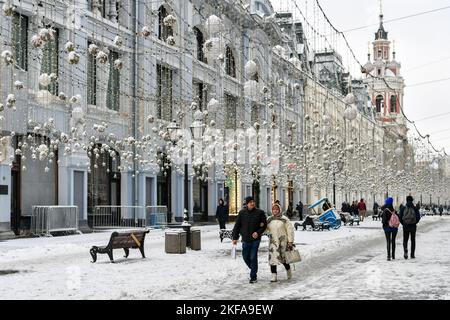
[261,86,269,94]
[1,50,13,65]
[344,104,358,120]
[113,36,123,47]
[141,26,151,37]
[245,60,258,77]
[203,37,225,63]
[68,51,80,64]
[31,35,43,48]
[204,15,223,36]
[305,114,310,120]
[207,98,220,112]
[64,41,75,52]
[344,92,356,105]
[395,147,404,156]
[163,14,177,27]
[39,73,51,87]
[210,120,216,127]
[2,2,14,16]
[88,43,99,55]
[114,59,124,70]
[244,80,260,101]
[268,102,274,109]
[166,36,176,46]
[147,115,155,123]
[96,51,108,64]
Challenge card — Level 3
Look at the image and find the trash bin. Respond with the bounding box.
[190,228,201,251]
[165,230,187,254]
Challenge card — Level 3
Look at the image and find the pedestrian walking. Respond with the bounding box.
[232,196,267,284]
[266,203,295,282]
[381,197,399,261]
[215,198,229,230]
[351,201,359,218]
[439,205,444,216]
[358,199,367,222]
[373,201,380,220]
[400,196,421,259]
[286,201,294,219]
[296,201,304,221]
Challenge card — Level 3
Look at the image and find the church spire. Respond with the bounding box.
[375,0,388,40]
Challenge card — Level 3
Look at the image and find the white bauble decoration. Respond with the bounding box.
[141,26,151,37]
[203,37,225,63]
[1,50,13,65]
[113,36,123,47]
[244,80,260,101]
[344,104,358,120]
[96,51,108,64]
[64,41,75,52]
[245,60,258,77]
[2,2,13,16]
[395,147,404,156]
[163,14,177,27]
[204,15,223,36]
[114,59,123,70]
[68,51,80,64]
[31,35,43,48]
[88,43,99,55]
[39,73,51,87]
[207,98,220,112]
[166,36,176,46]
[344,92,355,105]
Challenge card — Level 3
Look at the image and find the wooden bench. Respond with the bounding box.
[90,230,150,263]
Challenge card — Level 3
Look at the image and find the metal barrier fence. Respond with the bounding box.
[146,206,169,228]
[90,206,169,230]
[31,206,79,236]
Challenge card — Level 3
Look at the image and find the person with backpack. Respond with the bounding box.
[399,196,421,259]
[266,203,295,282]
[381,197,400,261]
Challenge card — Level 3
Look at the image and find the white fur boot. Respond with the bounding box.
[270,273,277,282]
[287,268,292,280]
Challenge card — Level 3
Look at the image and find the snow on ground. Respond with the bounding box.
[0,216,448,299]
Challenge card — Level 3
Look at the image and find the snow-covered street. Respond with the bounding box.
[0,216,449,300]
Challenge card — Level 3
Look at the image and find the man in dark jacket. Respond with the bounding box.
[399,196,421,259]
[232,196,267,283]
[215,198,229,229]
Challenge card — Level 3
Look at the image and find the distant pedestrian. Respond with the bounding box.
[296,201,304,221]
[351,201,358,217]
[266,203,295,282]
[381,197,399,261]
[215,198,229,230]
[232,196,267,284]
[399,196,421,259]
[286,201,294,219]
[373,201,380,220]
[439,205,444,216]
[358,199,367,222]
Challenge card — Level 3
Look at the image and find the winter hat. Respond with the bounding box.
[245,196,254,205]
[272,203,282,213]
[385,197,394,206]
[406,195,414,202]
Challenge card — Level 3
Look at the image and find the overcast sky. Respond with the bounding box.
[270,0,450,154]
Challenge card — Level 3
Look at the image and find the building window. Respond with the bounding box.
[158,5,173,41]
[225,46,236,78]
[193,27,206,63]
[12,13,28,71]
[87,41,97,105]
[157,64,173,121]
[194,82,207,111]
[225,94,237,129]
[390,95,397,113]
[375,95,384,113]
[40,28,59,95]
[106,50,120,111]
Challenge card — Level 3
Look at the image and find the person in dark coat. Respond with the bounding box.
[351,201,359,217]
[373,202,379,220]
[232,196,267,284]
[439,205,444,216]
[399,196,421,259]
[286,201,294,218]
[296,201,304,221]
[381,197,399,261]
[215,198,229,230]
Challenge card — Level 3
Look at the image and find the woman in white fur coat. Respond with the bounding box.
[266,203,295,282]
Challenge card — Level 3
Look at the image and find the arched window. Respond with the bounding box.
[193,27,205,62]
[158,5,173,41]
[375,95,384,113]
[225,46,236,78]
[390,95,397,113]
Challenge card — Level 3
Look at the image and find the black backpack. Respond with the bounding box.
[403,206,416,224]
